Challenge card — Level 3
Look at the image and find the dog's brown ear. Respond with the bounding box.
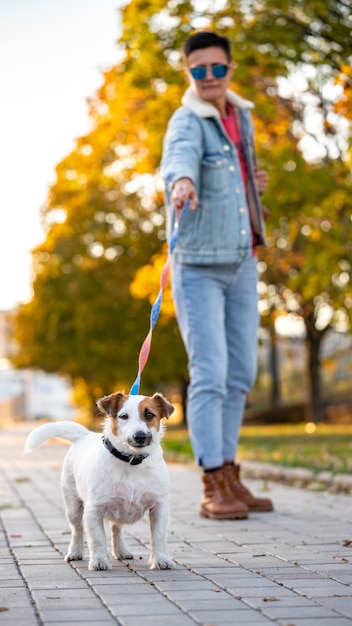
[152,393,175,419]
[97,392,126,417]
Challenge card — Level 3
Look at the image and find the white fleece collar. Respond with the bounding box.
[181,87,254,119]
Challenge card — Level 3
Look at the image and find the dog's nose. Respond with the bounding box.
[132,431,152,447]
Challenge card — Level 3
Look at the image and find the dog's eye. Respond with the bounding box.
[145,410,155,421]
[118,413,128,420]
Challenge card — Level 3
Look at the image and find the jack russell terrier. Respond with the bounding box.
[25,392,175,571]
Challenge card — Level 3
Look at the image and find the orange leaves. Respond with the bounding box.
[129,247,176,322]
[334,64,352,120]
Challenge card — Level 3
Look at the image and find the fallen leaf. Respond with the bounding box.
[0,608,9,612]
[262,597,280,602]
[307,481,326,491]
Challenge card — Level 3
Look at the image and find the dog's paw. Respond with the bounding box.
[89,558,112,571]
[65,552,83,562]
[149,554,175,570]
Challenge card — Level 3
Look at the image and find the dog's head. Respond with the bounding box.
[96,392,174,453]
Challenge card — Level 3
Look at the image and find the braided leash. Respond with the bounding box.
[129,203,189,395]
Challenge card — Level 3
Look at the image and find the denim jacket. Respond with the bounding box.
[161,88,266,265]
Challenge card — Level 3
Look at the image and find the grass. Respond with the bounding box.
[2,416,351,476]
[163,422,352,475]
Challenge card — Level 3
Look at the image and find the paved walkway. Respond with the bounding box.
[0,423,351,626]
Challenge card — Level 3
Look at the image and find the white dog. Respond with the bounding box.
[25,392,175,571]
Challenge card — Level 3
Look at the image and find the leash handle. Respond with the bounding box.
[129,203,189,395]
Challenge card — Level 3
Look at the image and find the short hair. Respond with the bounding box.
[182,31,232,62]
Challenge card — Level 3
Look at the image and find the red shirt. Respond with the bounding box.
[221,104,247,183]
[221,104,257,254]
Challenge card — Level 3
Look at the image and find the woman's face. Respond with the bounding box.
[185,46,233,114]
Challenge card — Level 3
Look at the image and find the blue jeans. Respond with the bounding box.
[172,257,259,468]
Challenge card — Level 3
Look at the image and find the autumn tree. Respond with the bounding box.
[12,54,189,406]
[249,1,352,420]
[13,0,352,419]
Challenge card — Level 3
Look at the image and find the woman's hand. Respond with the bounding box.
[171,178,198,210]
[255,169,268,195]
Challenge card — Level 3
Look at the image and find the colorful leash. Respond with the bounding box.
[129,202,189,395]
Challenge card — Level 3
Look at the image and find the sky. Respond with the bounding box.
[0,0,124,310]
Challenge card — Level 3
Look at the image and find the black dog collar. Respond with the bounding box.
[102,436,149,465]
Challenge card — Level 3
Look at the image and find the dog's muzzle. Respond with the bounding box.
[129,431,152,448]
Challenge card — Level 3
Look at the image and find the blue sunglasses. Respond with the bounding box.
[189,63,229,80]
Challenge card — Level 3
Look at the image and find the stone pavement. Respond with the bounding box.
[0,424,352,626]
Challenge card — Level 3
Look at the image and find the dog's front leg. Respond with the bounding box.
[148,501,175,570]
[110,522,133,560]
[84,507,111,570]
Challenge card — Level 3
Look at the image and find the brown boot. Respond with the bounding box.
[200,468,249,520]
[223,462,274,512]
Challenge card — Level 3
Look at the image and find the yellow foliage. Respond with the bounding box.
[334,65,352,120]
[129,264,156,299]
[310,229,322,242]
[267,120,291,136]
[130,246,176,321]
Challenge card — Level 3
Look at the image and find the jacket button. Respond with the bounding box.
[239,207,245,214]
[229,165,235,172]
[241,229,247,236]
[223,145,230,152]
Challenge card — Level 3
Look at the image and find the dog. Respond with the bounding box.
[25,392,175,571]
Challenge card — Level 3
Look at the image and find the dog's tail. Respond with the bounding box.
[24,421,89,454]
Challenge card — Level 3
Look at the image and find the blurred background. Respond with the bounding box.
[1,1,351,446]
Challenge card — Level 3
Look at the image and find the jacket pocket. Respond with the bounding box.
[200,156,228,193]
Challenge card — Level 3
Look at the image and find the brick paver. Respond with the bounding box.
[0,424,351,626]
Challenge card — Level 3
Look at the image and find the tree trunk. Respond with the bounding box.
[180,376,189,426]
[269,326,281,406]
[304,311,330,422]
